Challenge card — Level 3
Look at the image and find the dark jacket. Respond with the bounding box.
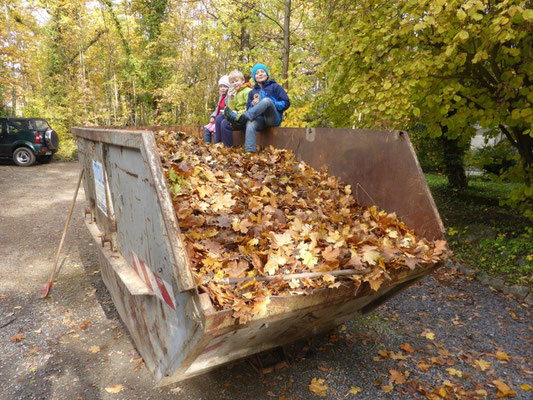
[246,79,290,126]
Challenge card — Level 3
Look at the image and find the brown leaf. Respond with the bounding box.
[270,231,293,248]
[389,369,405,385]
[10,333,25,343]
[78,320,92,330]
[400,342,415,354]
[321,246,340,263]
[225,260,249,278]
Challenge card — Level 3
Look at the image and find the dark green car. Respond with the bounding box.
[0,117,59,166]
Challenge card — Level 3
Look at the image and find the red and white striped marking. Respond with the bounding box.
[131,252,176,310]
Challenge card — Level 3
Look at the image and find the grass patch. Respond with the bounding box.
[425,173,532,287]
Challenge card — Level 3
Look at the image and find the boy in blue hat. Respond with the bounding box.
[225,63,290,153]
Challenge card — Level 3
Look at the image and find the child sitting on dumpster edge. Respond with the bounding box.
[204,75,230,143]
[224,63,290,153]
[219,69,253,147]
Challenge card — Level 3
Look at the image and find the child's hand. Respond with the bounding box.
[228,87,236,97]
[210,117,215,123]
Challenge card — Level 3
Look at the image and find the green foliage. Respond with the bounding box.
[470,140,518,175]
[317,0,533,214]
[426,172,531,286]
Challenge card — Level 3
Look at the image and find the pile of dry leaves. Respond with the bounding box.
[156,131,448,322]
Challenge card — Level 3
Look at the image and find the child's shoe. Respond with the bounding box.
[224,107,238,126]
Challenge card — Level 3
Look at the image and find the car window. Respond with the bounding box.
[32,119,50,131]
[11,119,32,130]
[8,122,23,134]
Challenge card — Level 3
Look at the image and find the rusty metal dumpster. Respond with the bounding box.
[72,125,446,385]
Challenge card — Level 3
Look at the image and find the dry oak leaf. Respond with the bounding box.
[309,378,328,397]
[105,384,123,394]
[492,380,516,398]
[520,384,532,391]
[348,386,362,395]
[10,333,25,343]
[390,369,406,385]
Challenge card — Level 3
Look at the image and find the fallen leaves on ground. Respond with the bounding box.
[348,386,362,395]
[88,345,100,354]
[308,378,328,397]
[421,330,435,340]
[157,132,449,322]
[104,384,123,394]
[10,333,25,343]
[492,379,517,398]
[78,320,92,330]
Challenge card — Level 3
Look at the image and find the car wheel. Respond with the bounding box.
[13,147,36,167]
[38,154,53,164]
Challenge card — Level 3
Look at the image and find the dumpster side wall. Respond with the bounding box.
[75,129,204,381]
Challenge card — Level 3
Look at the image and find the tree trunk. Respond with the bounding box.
[440,135,468,189]
[240,25,250,63]
[282,0,291,90]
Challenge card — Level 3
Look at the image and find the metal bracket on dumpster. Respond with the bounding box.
[86,220,153,296]
[305,127,316,142]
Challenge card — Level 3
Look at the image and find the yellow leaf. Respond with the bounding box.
[438,387,447,397]
[520,384,532,391]
[446,368,463,378]
[264,253,287,275]
[492,380,517,398]
[421,330,435,340]
[362,247,380,265]
[495,351,511,361]
[88,345,100,354]
[309,378,328,397]
[381,385,394,393]
[300,250,318,267]
[475,359,492,371]
[348,386,362,395]
[105,384,123,393]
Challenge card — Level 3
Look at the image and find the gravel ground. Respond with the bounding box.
[0,161,531,400]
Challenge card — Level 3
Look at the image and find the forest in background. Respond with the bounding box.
[1,0,531,217]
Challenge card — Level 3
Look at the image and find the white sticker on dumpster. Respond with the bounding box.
[92,160,108,217]
[131,252,176,310]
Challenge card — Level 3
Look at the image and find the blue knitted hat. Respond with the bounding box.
[251,63,269,83]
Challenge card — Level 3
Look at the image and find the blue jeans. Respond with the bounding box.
[204,128,213,143]
[243,98,279,153]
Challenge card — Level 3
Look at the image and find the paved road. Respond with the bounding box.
[0,161,531,400]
